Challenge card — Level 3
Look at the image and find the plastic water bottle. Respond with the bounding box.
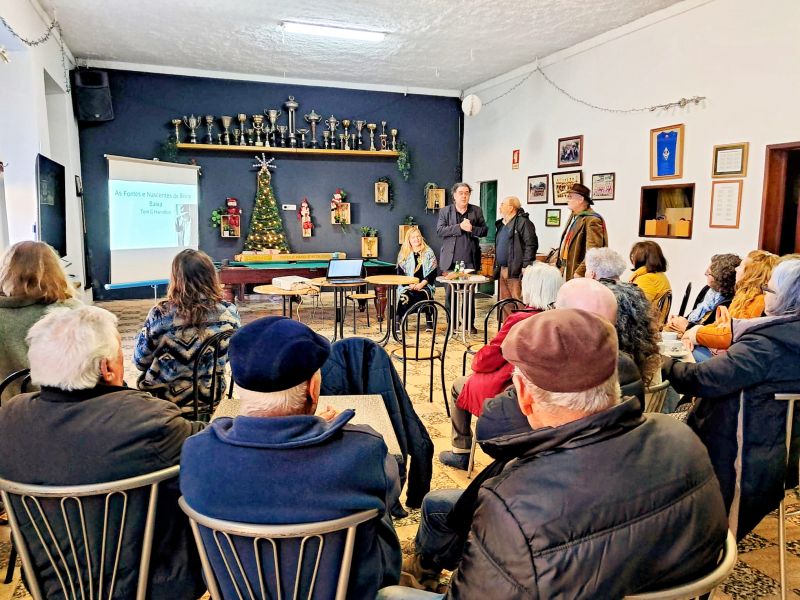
[460,260,466,272]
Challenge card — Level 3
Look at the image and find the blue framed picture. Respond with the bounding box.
[650,124,684,180]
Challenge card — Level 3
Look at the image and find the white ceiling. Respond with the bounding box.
[41,0,685,93]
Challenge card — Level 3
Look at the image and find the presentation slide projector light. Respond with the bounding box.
[272,276,314,291]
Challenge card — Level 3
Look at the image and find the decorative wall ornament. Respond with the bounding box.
[298,197,313,237]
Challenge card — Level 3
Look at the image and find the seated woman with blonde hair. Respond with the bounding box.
[0,241,82,401]
[395,226,438,331]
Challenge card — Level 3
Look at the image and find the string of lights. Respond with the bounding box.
[0,15,72,91]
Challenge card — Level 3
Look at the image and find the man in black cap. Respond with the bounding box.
[555,182,608,280]
[180,316,402,598]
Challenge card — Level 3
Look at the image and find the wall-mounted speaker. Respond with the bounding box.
[71,70,114,122]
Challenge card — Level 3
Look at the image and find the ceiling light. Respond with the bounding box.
[282,22,385,42]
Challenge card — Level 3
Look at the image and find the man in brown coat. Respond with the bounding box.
[557,183,607,279]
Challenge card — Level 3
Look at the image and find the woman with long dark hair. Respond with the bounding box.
[629,241,671,304]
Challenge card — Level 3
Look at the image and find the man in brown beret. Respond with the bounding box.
[387,309,727,599]
[555,182,608,279]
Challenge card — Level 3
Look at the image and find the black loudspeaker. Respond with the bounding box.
[71,70,114,122]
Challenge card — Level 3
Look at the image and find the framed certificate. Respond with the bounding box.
[712,142,749,178]
[709,180,743,228]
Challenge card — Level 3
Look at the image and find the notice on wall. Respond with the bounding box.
[710,180,742,228]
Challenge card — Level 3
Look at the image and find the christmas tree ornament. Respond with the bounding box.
[243,155,290,252]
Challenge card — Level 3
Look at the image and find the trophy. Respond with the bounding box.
[350,133,356,150]
[325,115,339,140]
[237,114,248,146]
[182,114,202,144]
[391,128,398,152]
[264,109,281,145]
[246,128,255,146]
[296,128,309,148]
[171,119,182,143]
[354,120,365,148]
[338,133,346,150]
[252,114,268,147]
[220,116,233,145]
[276,125,288,147]
[216,133,223,144]
[322,130,330,150]
[341,119,351,150]
[366,123,377,151]
[204,115,215,144]
[379,120,388,150]
[284,96,299,147]
[303,109,322,148]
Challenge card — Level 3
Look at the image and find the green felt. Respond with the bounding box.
[226,259,394,269]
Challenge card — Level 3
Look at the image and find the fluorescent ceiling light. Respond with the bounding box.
[282,22,385,42]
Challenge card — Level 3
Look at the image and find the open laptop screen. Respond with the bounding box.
[326,259,363,278]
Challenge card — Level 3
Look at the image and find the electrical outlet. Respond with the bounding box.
[282,204,297,211]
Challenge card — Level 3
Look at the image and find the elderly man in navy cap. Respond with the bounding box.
[180,316,402,598]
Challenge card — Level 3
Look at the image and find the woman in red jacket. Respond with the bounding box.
[439,262,563,470]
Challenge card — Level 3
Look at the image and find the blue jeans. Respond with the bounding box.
[414,489,465,571]
[377,586,445,600]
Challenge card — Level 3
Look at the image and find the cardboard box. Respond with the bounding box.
[645,219,669,236]
[670,219,691,237]
[664,207,693,224]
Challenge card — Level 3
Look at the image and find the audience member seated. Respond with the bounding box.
[396,226,438,331]
[683,249,778,362]
[663,257,800,541]
[665,253,740,334]
[439,263,562,470]
[0,241,81,402]
[0,306,205,600]
[584,246,627,282]
[135,249,240,410]
[629,240,671,303]
[180,317,402,598]
[393,309,727,599]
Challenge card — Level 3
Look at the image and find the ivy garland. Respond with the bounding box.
[396,142,411,181]
[377,176,395,210]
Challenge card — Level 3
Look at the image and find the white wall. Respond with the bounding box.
[0,0,88,299]
[462,0,800,298]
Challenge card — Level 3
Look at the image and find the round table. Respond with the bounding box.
[365,274,419,345]
[436,275,491,343]
[309,277,368,341]
[253,284,318,321]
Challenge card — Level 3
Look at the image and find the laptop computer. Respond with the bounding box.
[326,258,366,284]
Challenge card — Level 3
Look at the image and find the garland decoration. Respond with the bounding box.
[396,142,411,181]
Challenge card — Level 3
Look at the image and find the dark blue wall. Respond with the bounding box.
[78,70,462,300]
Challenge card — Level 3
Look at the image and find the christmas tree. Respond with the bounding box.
[244,156,290,252]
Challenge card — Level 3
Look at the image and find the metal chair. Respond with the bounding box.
[0,465,180,600]
[677,282,693,318]
[655,291,673,328]
[774,393,800,600]
[644,380,671,413]
[461,298,525,376]
[192,330,235,422]
[0,367,32,407]
[623,529,737,599]
[391,300,451,416]
[179,497,377,600]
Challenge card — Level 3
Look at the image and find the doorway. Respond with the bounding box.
[760,142,800,254]
[479,181,497,295]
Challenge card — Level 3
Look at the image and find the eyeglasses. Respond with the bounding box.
[761,283,776,294]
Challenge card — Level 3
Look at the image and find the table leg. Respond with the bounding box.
[282,295,288,318]
[374,284,388,324]
[375,287,396,346]
[331,288,341,342]
[222,284,236,304]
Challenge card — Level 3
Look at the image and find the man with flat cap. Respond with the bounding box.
[555,182,608,279]
[383,309,726,599]
[180,316,402,598]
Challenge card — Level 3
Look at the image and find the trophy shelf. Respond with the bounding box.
[176,143,399,158]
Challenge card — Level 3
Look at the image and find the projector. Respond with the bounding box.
[272,276,314,291]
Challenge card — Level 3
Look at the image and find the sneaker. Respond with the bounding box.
[439,450,469,470]
[401,553,442,592]
[425,323,434,332]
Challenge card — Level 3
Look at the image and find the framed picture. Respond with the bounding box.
[426,188,445,210]
[709,180,743,228]
[545,209,561,227]
[591,173,615,201]
[374,181,389,203]
[557,135,583,168]
[712,142,749,178]
[552,170,583,205]
[650,124,684,180]
[527,174,549,204]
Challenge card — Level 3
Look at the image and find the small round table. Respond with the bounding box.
[253,284,318,321]
[365,274,419,345]
[309,277,367,342]
[436,275,491,343]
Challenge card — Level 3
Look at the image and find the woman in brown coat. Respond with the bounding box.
[557,183,608,279]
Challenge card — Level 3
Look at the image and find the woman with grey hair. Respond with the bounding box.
[585,247,627,282]
[663,257,800,541]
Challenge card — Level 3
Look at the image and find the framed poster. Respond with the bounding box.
[374,181,389,203]
[557,135,583,168]
[650,124,685,180]
[527,174,548,204]
[545,209,561,227]
[591,172,615,201]
[426,188,445,210]
[709,180,743,228]
[712,142,749,178]
[552,170,582,205]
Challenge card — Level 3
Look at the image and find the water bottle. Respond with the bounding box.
[460,260,466,272]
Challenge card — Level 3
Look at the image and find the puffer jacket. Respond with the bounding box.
[447,397,728,599]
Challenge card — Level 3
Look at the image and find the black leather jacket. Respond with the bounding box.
[494,209,538,279]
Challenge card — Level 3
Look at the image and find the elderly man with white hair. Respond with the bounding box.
[180,316,402,599]
[584,246,627,281]
[0,305,206,600]
[494,195,538,311]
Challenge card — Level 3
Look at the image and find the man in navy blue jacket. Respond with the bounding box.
[180,316,402,598]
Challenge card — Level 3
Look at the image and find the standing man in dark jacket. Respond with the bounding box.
[0,306,206,600]
[495,195,538,312]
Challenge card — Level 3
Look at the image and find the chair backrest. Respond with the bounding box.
[179,497,377,600]
[624,529,737,599]
[0,367,31,406]
[192,329,236,421]
[677,282,692,317]
[685,285,710,318]
[399,299,451,361]
[655,292,673,327]
[644,380,671,413]
[0,465,179,600]
[484,298,525,343]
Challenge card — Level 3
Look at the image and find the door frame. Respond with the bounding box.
[759,141,800,254]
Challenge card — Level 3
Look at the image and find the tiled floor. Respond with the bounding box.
[1,290,798,599]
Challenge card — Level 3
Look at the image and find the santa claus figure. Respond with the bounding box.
[298,197,313,238]
[226,197,241,229]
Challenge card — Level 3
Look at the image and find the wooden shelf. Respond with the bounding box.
[177,143,398,157]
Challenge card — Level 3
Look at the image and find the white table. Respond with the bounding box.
[436,275,491,343]
[212,394,401,455]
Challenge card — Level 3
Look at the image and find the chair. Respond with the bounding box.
[345,286,377,334]
[461,298,525,376]
[0,465,180,600]
[0,367,32,407]
[623,529,737,599]
[684,285,710,318]
[655,291,673,327]
[179,497,377,600]
[644,380,671,413]
[774,393,800,600]
[677,282,693,318]
[192,330,235,422]
[391,300,451,416]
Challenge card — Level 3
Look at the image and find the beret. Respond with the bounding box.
[229,316,330,393]
[501,308,618,393]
